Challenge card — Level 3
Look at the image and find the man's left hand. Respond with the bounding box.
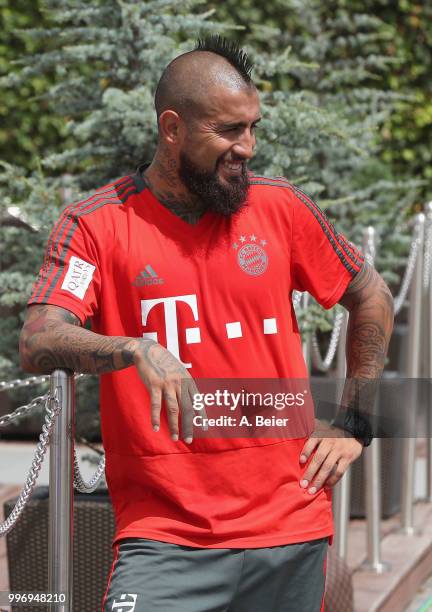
[299,419,363,494]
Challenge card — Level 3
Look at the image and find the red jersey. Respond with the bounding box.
[29,170,364,548]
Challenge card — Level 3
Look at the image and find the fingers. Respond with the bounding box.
[178,380,196,444]
[187,381,209,431]
[150,387,162,433]
[325,459,349,488]
[300,438,363,494]
[153,377,204,444]
[182,379,210,440]
[163,387,181,441]
[136,342,198,443]
[300,449,341,494]
[299,436,321,464]
[300,445,333,494]
[300,419,338,463]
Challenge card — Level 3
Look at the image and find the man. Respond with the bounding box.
[20,36,394,611]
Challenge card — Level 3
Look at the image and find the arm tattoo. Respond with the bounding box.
[19,305,142,375]
[20,304,188,381]
[338,262,394,416]
[137,335,186,380]
[343,261,375,296]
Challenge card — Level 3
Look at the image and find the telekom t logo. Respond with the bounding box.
[141,293,279,368]
[141,294,200,368]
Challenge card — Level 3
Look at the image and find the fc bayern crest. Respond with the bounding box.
[233,234,269,276]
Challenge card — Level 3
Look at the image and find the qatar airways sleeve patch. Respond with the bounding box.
[61,256,96,300]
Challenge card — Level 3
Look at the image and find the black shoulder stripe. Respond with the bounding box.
[292,186,364,269]
[32,177,137,302]
[250,177,363,272]
[292,189,363,274]
[249,179,293,188]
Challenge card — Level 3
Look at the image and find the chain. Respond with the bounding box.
[0,372,86,392]
[73,450,105,493]
[366,236,376,265]
[0,388,105,536]
[0,392,61,537]
[0,394,49,427]
[0,374,87,428]
[311,310,345,372]
[292,291,302,308]
[0,375,50,392]
[394,233,421,315]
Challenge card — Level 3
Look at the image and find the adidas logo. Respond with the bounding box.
[132,264,164,286]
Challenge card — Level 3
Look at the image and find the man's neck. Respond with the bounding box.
[142,153,207,225]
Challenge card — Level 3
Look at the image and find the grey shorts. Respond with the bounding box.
[102,537,328,612]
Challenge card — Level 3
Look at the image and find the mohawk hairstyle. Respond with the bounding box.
[195,35,254,83]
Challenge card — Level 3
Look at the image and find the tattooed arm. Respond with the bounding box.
[20,304,138,374]
[337,261,395,412]
[19,304,198,442]
[299,262,394,494]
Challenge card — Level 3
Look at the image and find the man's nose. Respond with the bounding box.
[232,130,256,160]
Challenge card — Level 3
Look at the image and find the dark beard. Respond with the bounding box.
[178,151,250,216]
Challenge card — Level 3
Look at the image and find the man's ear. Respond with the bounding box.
[158,110,183,145]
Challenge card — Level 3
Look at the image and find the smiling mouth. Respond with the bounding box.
[220,160,244,175]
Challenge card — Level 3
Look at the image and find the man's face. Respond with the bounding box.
[178,85,261,216]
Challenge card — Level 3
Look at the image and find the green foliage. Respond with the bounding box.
[208,0,430,202]
[373,0,432,202]
[0,161,62,375]
[3,0,240,189]
[0,0,69,170]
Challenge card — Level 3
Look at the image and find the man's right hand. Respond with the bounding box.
[20,304,202,444]
[133,339,201,444]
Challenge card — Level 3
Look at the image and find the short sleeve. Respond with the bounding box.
[290,186,364,309]
[28,207,101,324]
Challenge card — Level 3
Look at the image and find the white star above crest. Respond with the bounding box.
[235,234,267,248]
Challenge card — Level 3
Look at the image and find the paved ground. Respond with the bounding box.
[407,573,432,611]
[0,440,102,486]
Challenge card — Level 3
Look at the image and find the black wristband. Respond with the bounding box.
[330,407,373,447]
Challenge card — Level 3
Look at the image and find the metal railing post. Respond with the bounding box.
[424,203,432,503]
[332,308,350,559]
[361,228,390,573]
[401,214,425,534]
[49,370,74,611]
